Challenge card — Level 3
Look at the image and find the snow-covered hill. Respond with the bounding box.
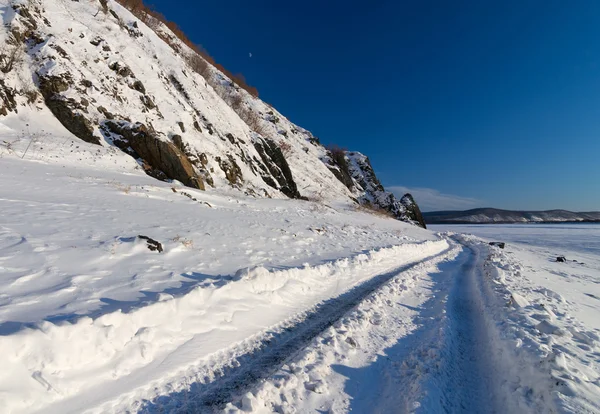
[424,208,600,224]
[0,0,424,226]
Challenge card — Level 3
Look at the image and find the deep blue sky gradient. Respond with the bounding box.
[147,0,600,211]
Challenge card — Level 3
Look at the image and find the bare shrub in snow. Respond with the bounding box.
[0,42,22,74]
[279,141,293,156]
[187,53,211,80]
[115,0,259,97]
[355,202,395,219]
[238,106,267,136]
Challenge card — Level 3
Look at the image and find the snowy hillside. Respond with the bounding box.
[2,1,600,413]
[424,208,600,224]
[0,0,423,225]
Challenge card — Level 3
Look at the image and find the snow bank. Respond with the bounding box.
[0,237,448,413]
[460,234,600,413]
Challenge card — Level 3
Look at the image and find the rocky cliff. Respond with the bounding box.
[0,0,424,226]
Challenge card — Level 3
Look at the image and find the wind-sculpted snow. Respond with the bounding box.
[220,235,600,413]
[0,155,437,413]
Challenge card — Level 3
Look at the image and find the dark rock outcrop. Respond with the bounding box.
[38,74,101,145]
[0,80,18,116]
[216,155,243,186]
[103,121,204,190]
[253,137,301,199]
[489,242,506,249]
[345,152,427,228]
[138,235,163,253]
[326,147,354,191]
[400,193,427,229]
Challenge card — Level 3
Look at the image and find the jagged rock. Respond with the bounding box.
[326,147,354,191]
[253,137,301,199]
[140,95,156,110]
[97,106,115,120]
[0,80,18,116]
[137,235,163,253]
[103,121,204,190]
[131,80,145,94]
[216,155,243,186]
[108,61,132,77]
[400,193,427,229]
[177,121,185,133]
[46,98,99,144]
[39,74,100,144]
[556,256,567,263]
[489,242,506,249]
[345,152,426,227]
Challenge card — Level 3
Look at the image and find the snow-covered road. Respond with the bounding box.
[183,236,598,414]
[2,159,599,413]
[140,239,533,414]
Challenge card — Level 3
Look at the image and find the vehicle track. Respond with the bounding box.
[139,246,454,413]
[415,241,509,413]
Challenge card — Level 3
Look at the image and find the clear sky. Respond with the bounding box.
[148,0,600,211]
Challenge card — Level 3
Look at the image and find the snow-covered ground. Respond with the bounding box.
[2,122,600,414]
[2,143,600,413]
[0,146,439,413]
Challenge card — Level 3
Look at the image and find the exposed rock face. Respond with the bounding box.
[0,0,424,226]
[253,137,301,199]
[325,147,354,191]
[103,121,204,190]
[400,193,427,229]
[38,74,101,145]
[0,80,18,116]
[346,152,427,228]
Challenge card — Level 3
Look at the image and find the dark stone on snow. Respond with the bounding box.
[138,235,163,253]
[489,242,506,249]
[131,80,145,94]
[556,256,567,263]
[108,61,133,77]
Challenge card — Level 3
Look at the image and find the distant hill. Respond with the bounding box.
[423,208,600,224]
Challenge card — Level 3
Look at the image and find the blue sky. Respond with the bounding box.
[149,0,600,211]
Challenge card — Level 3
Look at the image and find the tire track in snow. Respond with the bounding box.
[138,246,454,413]
[417,242,508,413]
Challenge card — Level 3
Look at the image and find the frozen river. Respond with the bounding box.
[430,223,600,255]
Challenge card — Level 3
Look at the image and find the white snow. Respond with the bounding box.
[0,153,439,413]
[216,229,600,414]
[0,0,599,412]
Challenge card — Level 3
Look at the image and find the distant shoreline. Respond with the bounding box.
[427,220,600,225]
